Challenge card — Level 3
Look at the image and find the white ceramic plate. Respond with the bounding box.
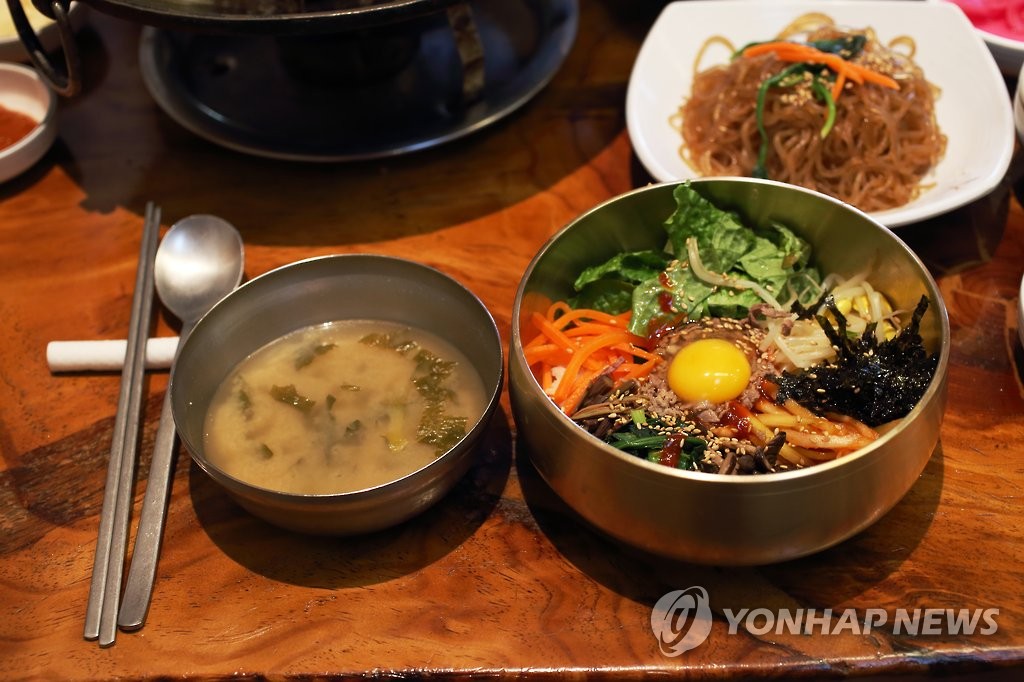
[626,0,1015,228]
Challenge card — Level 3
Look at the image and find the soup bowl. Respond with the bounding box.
[172,254,504,535]
[509,179,950,565]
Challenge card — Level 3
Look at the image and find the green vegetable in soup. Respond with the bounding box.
[412,349,466,454]
[294,342,337,369]
[418,410,467,454]
[360,332,419,355]
[413,350,457,402]
[270,384,316,413]
[237,387,254,420]
[362,345,470,456]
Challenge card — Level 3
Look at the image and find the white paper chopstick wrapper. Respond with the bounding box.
[47,337,180,372]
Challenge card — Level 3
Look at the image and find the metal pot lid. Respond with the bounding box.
[68,0,463,33]
[138,0,579,161]
[14,0,463,94]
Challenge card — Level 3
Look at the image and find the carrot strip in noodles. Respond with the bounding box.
[831,70,847,100]
[740,41,899,93]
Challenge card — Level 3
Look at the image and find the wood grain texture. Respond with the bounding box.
[1,3,1022,679]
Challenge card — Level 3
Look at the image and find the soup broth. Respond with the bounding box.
[203,320,488,495]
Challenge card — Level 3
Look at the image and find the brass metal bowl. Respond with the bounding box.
[171,254,504,535]
[509,179,950,565]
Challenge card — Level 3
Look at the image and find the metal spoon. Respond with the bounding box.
[117,214,244,632]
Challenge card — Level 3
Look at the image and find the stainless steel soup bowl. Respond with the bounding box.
[171,254,504,535]
[509,179,950,565]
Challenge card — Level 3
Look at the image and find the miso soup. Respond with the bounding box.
[203,320,488,495]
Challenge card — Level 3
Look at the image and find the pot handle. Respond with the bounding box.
[446,2,484,106]
[6,0,82,96]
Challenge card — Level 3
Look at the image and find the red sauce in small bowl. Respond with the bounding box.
[0,104,38,151]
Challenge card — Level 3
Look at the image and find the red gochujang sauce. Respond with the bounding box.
[0,104,38,151]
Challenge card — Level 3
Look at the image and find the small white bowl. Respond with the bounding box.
[975,27,1024,75]
[0,62,56,183]
[928,0,1024,75]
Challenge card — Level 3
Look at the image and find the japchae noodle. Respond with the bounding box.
[678,14,946,212]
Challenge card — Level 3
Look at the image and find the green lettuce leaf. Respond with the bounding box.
[624,183,820,336]
[570,250,671,314]
[663,186,753,272]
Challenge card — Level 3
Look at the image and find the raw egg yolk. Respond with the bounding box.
[667,338,751,403]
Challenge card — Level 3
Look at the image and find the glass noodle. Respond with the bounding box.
[673,13,947,212]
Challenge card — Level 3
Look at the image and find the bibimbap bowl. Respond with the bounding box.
[509,179,949,565]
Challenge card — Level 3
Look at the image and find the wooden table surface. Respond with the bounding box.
[2,4,1023,679]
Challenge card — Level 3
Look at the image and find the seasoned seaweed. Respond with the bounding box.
[294,342,336,369]
[771,296,937,426]
[270,384,316,413]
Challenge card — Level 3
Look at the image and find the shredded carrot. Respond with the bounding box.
[523,303,661,414]
[618,360,659,382]
[523,343,571,368]
[559,366,605,416]
[831,70,846,100]
[610,342,659,362]
[539,364,554,393]
[563,322,630,337]
[546,300,573,320]
[741,40,899,100]
[553,330,633,405]
[530,312,575,351]
[548,307,631,330]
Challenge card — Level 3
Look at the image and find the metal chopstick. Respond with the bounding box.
[83,202,161,647]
